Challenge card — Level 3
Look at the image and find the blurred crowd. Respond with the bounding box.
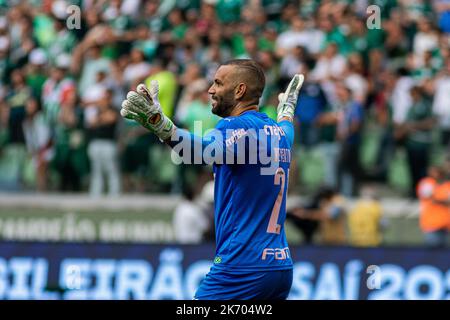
[286,156,450,248]
[0,0,449,209]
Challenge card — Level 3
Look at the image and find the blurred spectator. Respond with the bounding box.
[310,42,346,84]
[73,39,113,98]
[174,62,203,123]
[413,50,439,81]
[0,32,9,85]
[279,45,306,85]
[52,92,88,193]
[347,185,386,247]
[445,155,450,178]
[85,88,121,197]
[287,187,330,245]
[3,69,31,145]
[371,71,397,182]
[25,48,48,101]
[8,11,34,69]
[413,17,439,67]
[119,123,154,193]
[176,28,204,67]
[173,183,209,244]
[144,58,178,118]
[315,83,340,189]
[317,4,346,55]
[318,188,347,245]
[335,82,364,197]
[122,47,152,88]
[47,15,77,63]
[195,2,217,39]
[294,60,328,148]
[310,42,346,105]
[343,53,368,105]
[257,50,278,106]
[383,21,409,71]
[0,69,31,188]
[22,97,52,191]
[391,67,415,126]
[201,29,231,80]
[432,58,450,149]
[216,0,243,24]
[197,180,215,243]
[267,0,292,22]
[417,165,450,247]
[396,85,436,198]
[160,8,188,43]
[237,34,259,60]
[346,16,370,58]
[41,54,76,131]
[94,69,123,110]
[287,186,346,245]
[275,15,320,58]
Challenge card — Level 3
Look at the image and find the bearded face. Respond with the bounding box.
[208,65,239,118]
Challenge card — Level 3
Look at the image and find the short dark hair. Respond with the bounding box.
[222,59,266,101]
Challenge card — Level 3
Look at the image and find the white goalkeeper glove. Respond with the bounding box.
[120,80,175,141]
[277,74,304,122]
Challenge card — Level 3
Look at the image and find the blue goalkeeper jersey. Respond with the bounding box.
[209,110,293,273]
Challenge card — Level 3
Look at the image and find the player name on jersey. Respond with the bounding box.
[273,148,291,163]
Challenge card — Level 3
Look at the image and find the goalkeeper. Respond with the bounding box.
[121,59,303,300]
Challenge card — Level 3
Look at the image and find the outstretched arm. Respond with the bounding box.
[120,82,223,165]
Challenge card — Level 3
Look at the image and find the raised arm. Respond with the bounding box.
[276,74,304,147]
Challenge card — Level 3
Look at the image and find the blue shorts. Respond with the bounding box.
[194,268,293,300]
